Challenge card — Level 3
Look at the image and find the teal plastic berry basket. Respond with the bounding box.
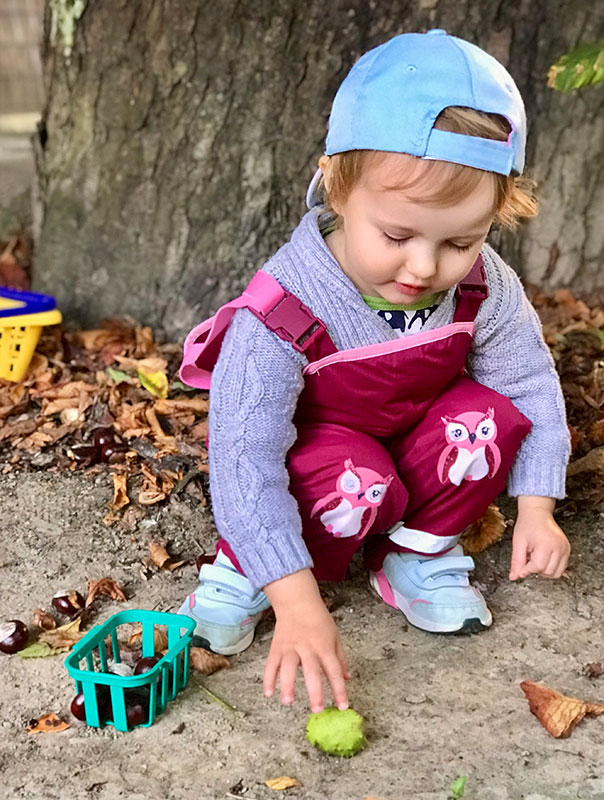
[65,609,195,732]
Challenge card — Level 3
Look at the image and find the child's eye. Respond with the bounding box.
[383,233,410,247]
[447,241,472,253]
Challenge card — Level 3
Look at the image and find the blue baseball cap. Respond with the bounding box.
[306,29,526,208]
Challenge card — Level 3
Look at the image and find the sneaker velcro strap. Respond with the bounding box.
[415,555,475,583]
[200,564,259,599]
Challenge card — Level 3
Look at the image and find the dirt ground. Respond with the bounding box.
[0,469,603,800]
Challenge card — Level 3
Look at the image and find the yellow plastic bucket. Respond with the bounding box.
[0,308,62,382]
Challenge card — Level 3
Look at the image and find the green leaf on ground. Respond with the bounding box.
[106,367,132,384]
[170,379,198,395]
[449,776,467,798]
[18,642,68,658]
[548,42,604,92]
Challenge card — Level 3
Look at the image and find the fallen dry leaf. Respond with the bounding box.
[566,446,604,477]
[27,713,70,734]
[39,618,85,650]
[128,625,169,652]
[461,504,506,554]
[148,541,186,572]
[584,662,604,678]
[108,472,130,512]
[520,680,604,738]
[32,608,56,630]
[149,541,172,568]
[189,646,230,675]
[86,577,127,607]
[265,776,302,791]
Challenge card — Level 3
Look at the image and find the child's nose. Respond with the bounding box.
[404,247,437,281]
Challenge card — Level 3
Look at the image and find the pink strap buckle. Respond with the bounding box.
[250,291,327,354]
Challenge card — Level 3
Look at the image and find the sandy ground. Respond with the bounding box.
[0,469,603,800]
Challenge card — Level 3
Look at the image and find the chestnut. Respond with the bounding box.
[124,688,150,729]
[0,620,28,654]
[70,685,110,722]
[134,655,163,693]
[70,444,99,466]
[91,427,117,449]
[52,590,85,617]
[100,442,127,463]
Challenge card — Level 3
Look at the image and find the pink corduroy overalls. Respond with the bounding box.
[180,256,532,582]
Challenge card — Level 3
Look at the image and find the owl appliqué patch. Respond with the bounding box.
[311,458,394,540]
[437,407,502,486]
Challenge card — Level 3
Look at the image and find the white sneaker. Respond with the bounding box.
[370,545,492,634]
[178,551,272,654]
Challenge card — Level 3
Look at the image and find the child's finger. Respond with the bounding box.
[336,639,351,681]
[301,655,326,714]
[263,651,280,698]
[541,551,559,578]
[321,652,349,711]
[509,541,529,580]
[278,652,299,705]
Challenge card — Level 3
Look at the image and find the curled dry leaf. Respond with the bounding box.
[32,608,56,630]
[461,504,506,554]
[108,472,130,512]
[148,541,186,572]
[27,713,70,734]
[265,776,302,791]
[189,646,230,675]
[39,618,85,650]
[86,576,127,607]
[128,625,169,652]
[520,680,604,738]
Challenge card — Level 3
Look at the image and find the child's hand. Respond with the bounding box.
[509,495,570,580]
[262,569,350,713]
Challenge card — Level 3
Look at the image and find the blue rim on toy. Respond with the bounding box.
[0,287,56,318]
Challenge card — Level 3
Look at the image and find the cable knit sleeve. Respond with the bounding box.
[208,306,313,590]
[467,245,570,499]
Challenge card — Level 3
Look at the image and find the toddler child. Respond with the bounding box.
[178,29,571,714]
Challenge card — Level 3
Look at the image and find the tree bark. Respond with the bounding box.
[34,0,604,338]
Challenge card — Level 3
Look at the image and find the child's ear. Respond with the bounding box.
[318,155,340,213]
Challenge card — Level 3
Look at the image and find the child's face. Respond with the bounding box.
[326,154,496,304]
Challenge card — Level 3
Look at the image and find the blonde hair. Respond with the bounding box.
[319,107,537,228]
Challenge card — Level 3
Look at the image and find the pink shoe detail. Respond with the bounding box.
[188,593,195,610]
[410,598,432,608]
[374,568,397,609]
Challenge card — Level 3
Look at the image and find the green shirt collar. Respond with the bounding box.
[362,292,443,311]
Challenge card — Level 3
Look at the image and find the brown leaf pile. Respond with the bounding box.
[520,679,604,737]
[0,317,209,527]
[528,286,604,507]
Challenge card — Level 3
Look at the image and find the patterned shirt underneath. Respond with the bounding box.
[377,302,442,335]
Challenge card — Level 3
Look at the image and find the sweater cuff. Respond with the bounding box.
[506,457,567,500]
[232,531,314,592]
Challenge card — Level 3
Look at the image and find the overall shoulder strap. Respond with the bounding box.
[453,254,489,322]
[179,272,336,389]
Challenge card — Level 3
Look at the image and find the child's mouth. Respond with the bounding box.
[396,282,428,296]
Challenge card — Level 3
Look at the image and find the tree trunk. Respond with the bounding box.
[34,0,604,338]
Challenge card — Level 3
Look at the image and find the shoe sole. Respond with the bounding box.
[190,608,273,656]
[369,572,492,634]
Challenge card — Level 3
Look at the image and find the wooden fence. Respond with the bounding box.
[0,0,44,115]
